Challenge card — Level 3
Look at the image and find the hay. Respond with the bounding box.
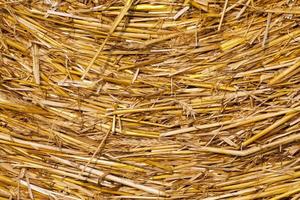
[0,0,300,199]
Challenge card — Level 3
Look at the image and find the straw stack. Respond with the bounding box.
[0,0,300,199]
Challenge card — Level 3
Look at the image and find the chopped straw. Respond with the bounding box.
[1,0,300,199]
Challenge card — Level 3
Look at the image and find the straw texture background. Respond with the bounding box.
[0,0,300,199]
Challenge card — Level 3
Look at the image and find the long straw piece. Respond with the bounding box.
[81,0,134,80]
[50,156,166,196]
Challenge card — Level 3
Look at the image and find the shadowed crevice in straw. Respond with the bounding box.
[1,0,300,199]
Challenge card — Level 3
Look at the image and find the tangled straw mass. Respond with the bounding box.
[1,0,300,199]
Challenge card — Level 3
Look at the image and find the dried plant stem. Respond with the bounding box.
[50,156,166,196]
[242,112,298,146]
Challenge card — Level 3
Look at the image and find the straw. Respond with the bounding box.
[1,0,300,199]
